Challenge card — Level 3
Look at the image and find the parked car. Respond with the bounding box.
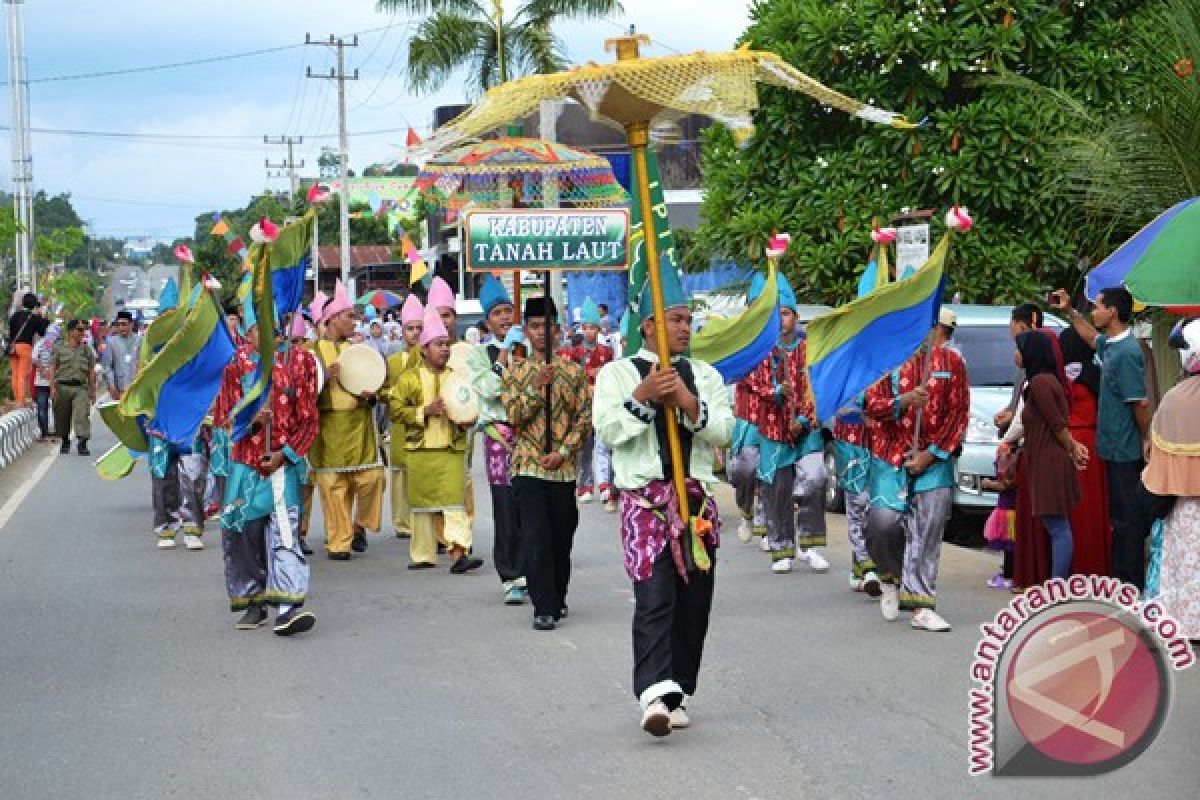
[823,304,1063,518]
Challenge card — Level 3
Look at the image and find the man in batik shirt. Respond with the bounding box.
[501,296,589,632]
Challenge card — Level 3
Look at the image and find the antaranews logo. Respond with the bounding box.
[968,575,1195,777]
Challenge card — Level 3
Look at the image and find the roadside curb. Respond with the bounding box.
[0,407,38,470]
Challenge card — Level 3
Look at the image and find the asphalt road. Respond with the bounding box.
[1,424,1196,799]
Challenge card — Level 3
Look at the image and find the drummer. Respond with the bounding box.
[308,280,386,560]
[384,293,425,539]
[387,307,482,573]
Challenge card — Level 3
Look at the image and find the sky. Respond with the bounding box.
[1,0,755,241]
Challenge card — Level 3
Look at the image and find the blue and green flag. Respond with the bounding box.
[807,233,949,423]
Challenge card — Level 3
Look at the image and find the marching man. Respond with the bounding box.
[734,270,829,574]
[384,292,425,540]
[213,315,320,634]
[387,308,482,573]
[594,273,734,737]
[467,275,527,604]
[309,280,385,560]
[864,308,969,632]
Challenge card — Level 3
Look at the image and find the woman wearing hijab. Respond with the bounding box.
[30,323,60,441]
[1015,331,1089,579]
[1142,319,1200,640]
[1059,325,1112,576]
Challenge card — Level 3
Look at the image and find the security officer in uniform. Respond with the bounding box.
[48,319,98,455]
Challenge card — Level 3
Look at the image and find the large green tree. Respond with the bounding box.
[377,0,623,95]
[697,0,1150,304]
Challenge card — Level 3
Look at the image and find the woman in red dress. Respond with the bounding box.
[1059,327,1111,576]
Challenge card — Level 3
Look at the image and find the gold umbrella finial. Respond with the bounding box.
[604,27,651,62]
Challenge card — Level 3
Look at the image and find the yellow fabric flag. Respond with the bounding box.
[402,234,428,285]
[211,219,230,237]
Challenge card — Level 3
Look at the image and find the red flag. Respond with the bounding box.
[405,127,422,147]
[227,237,244,256]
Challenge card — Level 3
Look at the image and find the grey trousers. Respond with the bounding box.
[866,487,952,610]
[222,507,308,611]
[152,458,181,538]
[763,464,797,560]
[845,489,874,575]
[177,452,208,534]
[792,452,828,549]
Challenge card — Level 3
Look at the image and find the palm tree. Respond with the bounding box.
[378,0,623,97]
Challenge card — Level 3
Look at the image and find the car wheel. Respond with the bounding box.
[823,445,844,513]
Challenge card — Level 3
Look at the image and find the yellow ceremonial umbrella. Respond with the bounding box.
[421,35,915,564]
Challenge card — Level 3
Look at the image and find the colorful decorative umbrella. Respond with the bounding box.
[417,34,913,568]
[1086,197,1200,309]
[416,137,627,210]
[358,288,406,310]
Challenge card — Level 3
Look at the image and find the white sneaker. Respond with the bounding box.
[848,572,865,592]
[861,571,882,597]
[912,609,952,632]
[669,705,690,729]
[641,700,671,737]
[771,558,793,574]
[579,491,594,503]
[737,519,753,543]
[880,585,899,621]
[183,534,204,551]
[759,534,771,553]
[157,536,177,550]
[804,549,830,573]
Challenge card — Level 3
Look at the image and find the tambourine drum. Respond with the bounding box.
[336,343,386,396]
[314,355,327,395]
[442,374,480,426]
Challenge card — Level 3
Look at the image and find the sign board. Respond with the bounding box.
[895,223,930,280]
[327,177,421,231]
[463,209,630,272]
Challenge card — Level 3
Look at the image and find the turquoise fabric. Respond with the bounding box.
[209,427,231,478]
[637,267,686,318]
[833,439,870,494]
[869,457,909,513]
[1095,333,1148,462]
[220,461,305,533]
[912,457,955,494]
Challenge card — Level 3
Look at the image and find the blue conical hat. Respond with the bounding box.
[580,297,601,326]
[480,274,512,316]
[637,267,687,320]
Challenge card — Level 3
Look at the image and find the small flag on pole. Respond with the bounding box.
[404,127,422,163]
[401,234,428,286]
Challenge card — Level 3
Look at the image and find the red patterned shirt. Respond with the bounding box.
[864,345,969,467]
[558,341,614,387]
[735,340,814,443]
[213,342,320,472]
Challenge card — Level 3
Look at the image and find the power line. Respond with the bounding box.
[24,23,397,84]
[0,123,422,141]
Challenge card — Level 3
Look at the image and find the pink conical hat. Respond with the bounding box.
[427,276,455,312]
[288,314,307,339]
[400,292,424,325]
[321,279,353,322]
[308,291,328,322]
[419,307,449,346]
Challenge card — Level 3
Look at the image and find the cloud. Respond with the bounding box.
[11,0,753,239]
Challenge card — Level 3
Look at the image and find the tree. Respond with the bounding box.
[48,270,101,319]
[377,0,623,96]
[696,0,1150,305]
[35,226,86,267]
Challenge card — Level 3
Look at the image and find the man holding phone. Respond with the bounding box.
[1049,287,1152,587]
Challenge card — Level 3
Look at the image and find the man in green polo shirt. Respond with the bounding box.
[48,319,97,455]
[1051,287,1152,587]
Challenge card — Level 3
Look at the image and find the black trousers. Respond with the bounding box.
[490,483,524,583]
[1106,459,1149,589]
[512,477,578,617]
[632,546,716,710]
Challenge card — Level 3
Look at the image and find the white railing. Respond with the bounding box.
[0,407,38,470]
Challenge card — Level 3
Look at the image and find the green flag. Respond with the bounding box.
[625,149,680,355]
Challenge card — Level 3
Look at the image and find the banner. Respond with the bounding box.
[895,222,930,281]
[624,148,680,355]
[327,176,421,232]
[463,209,629,272]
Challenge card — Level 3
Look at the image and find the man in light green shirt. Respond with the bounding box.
[593,272,733,738]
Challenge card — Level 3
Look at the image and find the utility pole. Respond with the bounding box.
[306,34,358,293]
[264,135,305,209]
[6,0,35,297]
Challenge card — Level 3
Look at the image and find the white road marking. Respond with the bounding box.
[0,444,58,532]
